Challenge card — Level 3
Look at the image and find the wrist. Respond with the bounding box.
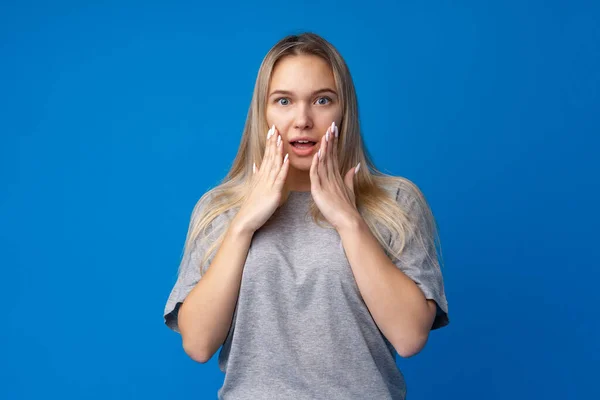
[229,215,256,238]
[335,211,365,235]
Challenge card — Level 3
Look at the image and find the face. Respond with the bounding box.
[266,54,342,171]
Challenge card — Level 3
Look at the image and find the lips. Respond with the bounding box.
[289,140,318,157]
[290,141,317,148]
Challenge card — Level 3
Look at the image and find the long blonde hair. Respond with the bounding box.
[182,32,443,277]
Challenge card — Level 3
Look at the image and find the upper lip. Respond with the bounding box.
[289,137,319,143]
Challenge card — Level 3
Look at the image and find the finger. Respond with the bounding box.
[344,165,357,194]
[326,123,336,180]
[250,162,258,188]
[276,132,283,166]
[261,125,274,175]
[310,149,320,192]
[264,125,278,177]
[269,132,283,183]
[331,123,340,176]
[269,126,279,164]
[274,153,290,190]
[317,132,328,183]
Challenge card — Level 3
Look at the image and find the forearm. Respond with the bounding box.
[178,219,254,363]
[338,214,434,357]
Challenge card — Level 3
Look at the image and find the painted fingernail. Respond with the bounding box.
[253,162,256,174]
[277,135,281,147]
[326,129,330,142]
[267,127,272,139]
[284,153,289,163]
[331,121,335,132]
[335,125,339,138]
[355,162,361,174]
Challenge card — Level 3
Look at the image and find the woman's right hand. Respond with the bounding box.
[233,125,290,234]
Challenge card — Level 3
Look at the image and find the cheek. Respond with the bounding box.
[266,107,289,129]
[315,108,342,129]
[265,108,274,126]
[332,105,343,123]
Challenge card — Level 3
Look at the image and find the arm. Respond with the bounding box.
[176,127,290,363]
[306,124,439,357]
[178,219,254,363]
[337,215,437,358]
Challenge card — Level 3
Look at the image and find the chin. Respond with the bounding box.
[289,159,312,171]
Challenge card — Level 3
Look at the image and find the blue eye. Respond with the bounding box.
[316,97,331,105]
[277,98,290,106]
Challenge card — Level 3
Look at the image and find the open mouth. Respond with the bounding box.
[290,141,317,149]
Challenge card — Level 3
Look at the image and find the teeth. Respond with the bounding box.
[298,140,309,143]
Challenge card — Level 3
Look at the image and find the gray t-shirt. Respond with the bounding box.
[164,182,449,400]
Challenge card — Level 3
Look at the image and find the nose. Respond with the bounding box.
[293,103,313,131]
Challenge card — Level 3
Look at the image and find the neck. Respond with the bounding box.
[284,165,312,192]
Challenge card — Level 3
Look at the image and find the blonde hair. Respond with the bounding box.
[181,32,444,277]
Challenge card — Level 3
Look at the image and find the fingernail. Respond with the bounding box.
[326,129,330,142]
[318,149,322,159]
[253,162,256,174]
[355,162,361,174]
[331,121,335,132]
[334,125,339,138]
[267,127,272,139]
[284,153,289,163]
[277,135,281,147]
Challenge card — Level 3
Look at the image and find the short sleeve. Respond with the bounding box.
[390,182,450,330]
[163,199,220,333]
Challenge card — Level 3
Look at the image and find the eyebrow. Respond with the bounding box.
[269,88,337,98]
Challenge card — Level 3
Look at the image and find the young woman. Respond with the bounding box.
[164,32,450,400]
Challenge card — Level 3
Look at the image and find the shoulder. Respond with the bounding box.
[375,175,426,209]
[188,189,221,231]
[375,176,436,237]
[190,187,237,232]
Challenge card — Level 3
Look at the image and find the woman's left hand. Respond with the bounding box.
[310,122,362,231]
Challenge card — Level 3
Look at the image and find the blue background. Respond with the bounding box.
[1,0,598,399]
